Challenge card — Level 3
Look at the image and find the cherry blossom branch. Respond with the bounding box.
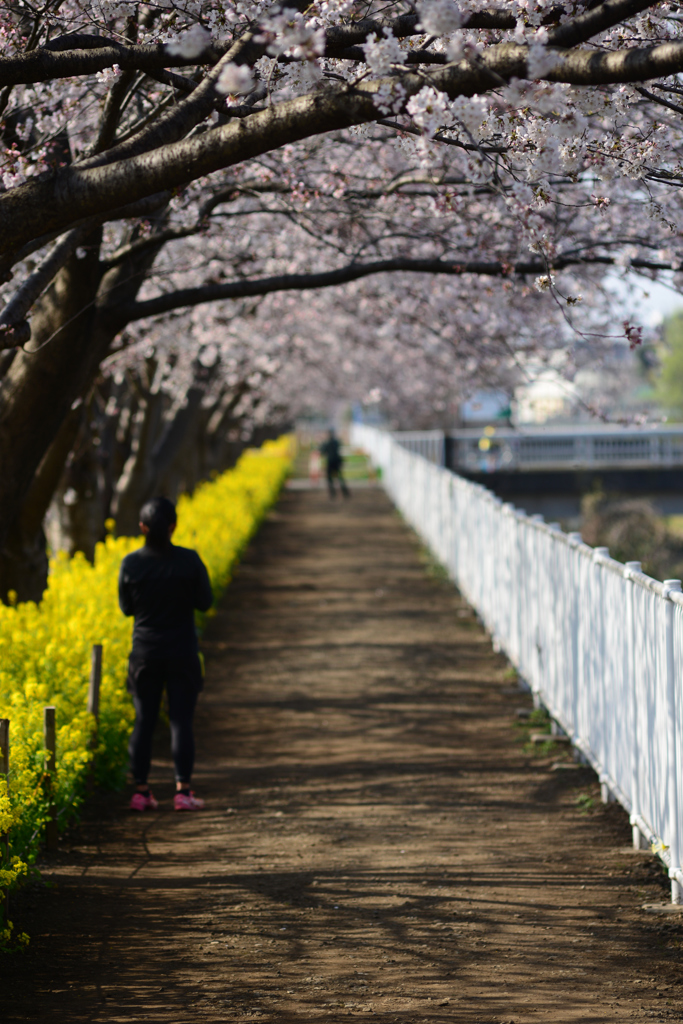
[0,192,173,280]
[329,0,644,69]
[143,67,265,118]
[547,0,657,47]
[103,172,497,267]
[636,84,683,116]
[88,70,138,156]
[377,119,506,154]
[0,41,213,88]
[4,38,683,260]
[0,228,86,344]
[335,46,449,65]
[544,40,683,85]
[321,13,519,55]
[121,251,675,324]
[124,261,516,323]
[74,45,247,171]
[0,11,528,88]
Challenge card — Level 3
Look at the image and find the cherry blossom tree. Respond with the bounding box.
[1,0,683,597]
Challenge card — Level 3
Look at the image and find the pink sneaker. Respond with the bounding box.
[174,791,205,811]
[130,790,158,812]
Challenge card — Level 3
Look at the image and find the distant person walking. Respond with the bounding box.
[320,428,350,499]
[118,497,213,812]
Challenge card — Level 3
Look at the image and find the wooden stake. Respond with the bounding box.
[87,644,102,721]
[44,706,58,853]
[86,645,103,791]
[0,718,8,781]
[0,719,9,925]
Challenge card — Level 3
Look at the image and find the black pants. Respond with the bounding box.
[127,655,202,785]
[327,463,349,497]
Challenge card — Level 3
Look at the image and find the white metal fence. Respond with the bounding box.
[352,423,683,902]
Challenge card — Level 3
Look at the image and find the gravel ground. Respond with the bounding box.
[3,486,683,1023]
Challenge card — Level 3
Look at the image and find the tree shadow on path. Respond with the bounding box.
[2,489,681,1024]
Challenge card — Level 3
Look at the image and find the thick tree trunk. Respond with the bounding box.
[0,521,50,605]
[200,382,251,475]
[153,386,206,498]
[50,437,107,561]
[0,220,167,599]
[0,237,106,550]
[111,386,166,536]
[48,380,139,559]
[0,405,84,602]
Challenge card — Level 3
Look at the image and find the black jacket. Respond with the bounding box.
[320,437,343,470]
[119,543,213,657]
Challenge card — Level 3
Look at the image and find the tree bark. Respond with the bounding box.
[0,235,106,552]
[152,386,206,499]
[49,411,108,562]
[111,384,166,536]
[0,219,167,594]
[0,404,84,602]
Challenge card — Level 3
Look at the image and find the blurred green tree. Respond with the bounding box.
[656,311,683,420]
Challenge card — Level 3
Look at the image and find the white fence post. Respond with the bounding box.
[351,423,683,901]
[625,562,648,850]
[664,580,683,902]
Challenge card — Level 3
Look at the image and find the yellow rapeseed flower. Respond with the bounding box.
[0,437,292,933]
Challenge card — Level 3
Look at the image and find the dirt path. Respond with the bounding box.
[3,487,683,1023]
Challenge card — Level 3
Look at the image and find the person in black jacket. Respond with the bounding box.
[118,497,213,812]
[319,428,350,499]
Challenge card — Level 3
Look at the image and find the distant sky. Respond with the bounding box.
[606,271,683,327]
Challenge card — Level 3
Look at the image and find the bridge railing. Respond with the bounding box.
[448,425,683,473]
[352,422,683,903]
[390,430,445,466]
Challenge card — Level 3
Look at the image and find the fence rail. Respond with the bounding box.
[352,423,683,903]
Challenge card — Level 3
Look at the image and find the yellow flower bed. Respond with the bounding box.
[0,437,292,934]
